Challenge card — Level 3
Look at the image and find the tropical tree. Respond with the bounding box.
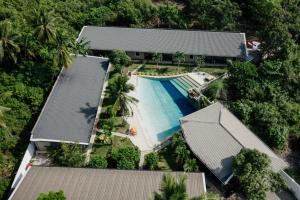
[48,143,86,167]
[106,75,138,120]
[72,37,90,56]
[37,190,66,200]
[33,9,57,43]
[152,52,162,69]
[183,159,198,172]
[195,56,205,70]
[111,146,140,170]
[153,174,188,200]
[0,20,20,65]
[144,152,159,170]
[233,148,286,200]
[88,155,108,169]
[174,144,190,166]
[174,51,185,71]
[53,31,73,69]
[0,92,12,128]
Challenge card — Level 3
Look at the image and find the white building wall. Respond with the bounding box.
[11,142,35,189]
[281,170,300,200]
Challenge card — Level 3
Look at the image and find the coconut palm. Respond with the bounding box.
[174,51,185,72]
[183,159,199,172]
[0,20,20,64]
[53,31,73,69]
[107,75,138,119]
[152,52,162,69]
[19,33,35,60]
[175,145,190,165]
[33,9,57,43]
[0,92,12,128]
[72,37,90,56]
[153,174,188,200]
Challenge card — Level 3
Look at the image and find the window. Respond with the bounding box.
[135,52,140,57]
[189,55,194,59]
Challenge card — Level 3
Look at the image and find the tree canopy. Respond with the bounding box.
[233,149,286,200]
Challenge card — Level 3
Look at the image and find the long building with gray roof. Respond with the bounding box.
[78,26,247,64]
[180,102,288,184]
[9,166,206,200]
[30,55,108,150]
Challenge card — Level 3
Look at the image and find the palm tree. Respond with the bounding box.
[53,31,73,69]
[153,174,188,200]
[0,92,12,128]
[183,159,199,172]
[106,75,138,120]
[19,33,35,60]
[72,37,90,56]
[33,9,57,43]
[175,145,190,165]
[0,20,20,64]
[174,51,185,72]
[152,52,162,69]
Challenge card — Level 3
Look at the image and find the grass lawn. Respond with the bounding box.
[92,136,135,158]
[133,63,227,76]
[285,168,300,184]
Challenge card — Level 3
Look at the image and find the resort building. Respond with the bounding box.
[9,166,206,200]
[30,55,109,150]
[78,26,247,65]
[180,102,288,185]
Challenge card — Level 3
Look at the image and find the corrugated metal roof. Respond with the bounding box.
[31,56,108,144]
[78,26,247,58]
[180,102,288,184]
[10,167,206,200]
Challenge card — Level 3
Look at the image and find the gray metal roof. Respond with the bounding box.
[180,102,288,184]
[10,166,206,200]
[78,26,247,58]
[31,56,108,144]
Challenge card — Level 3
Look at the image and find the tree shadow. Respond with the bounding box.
[78,102,97,124]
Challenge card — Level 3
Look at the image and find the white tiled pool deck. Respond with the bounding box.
[127,75,156,151]
[125,73,212,151]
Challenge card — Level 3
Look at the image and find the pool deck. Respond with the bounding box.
[127,75,157,151]
[126,73,213,152]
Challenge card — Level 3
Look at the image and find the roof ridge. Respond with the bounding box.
[219,106,285,162]
[84,25,245,34]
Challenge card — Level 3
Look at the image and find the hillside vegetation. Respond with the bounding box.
[0,0,299,199]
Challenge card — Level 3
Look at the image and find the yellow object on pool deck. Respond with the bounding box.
[130,127,137,135]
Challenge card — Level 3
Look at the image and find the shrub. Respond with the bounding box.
[233,148,286,200]
[111,146,140,169]
[203,80,224,101]
[144,152,159,170]
[109,50,131,66]
[37,190,66,200]
[48,143,86,167]
[88,155,108,169]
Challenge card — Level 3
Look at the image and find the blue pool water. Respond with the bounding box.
[137,77,195,142]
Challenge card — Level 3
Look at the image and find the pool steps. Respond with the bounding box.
[170,75,201,97]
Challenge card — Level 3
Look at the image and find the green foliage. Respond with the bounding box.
[88,155,108,169]
[233,149,286,200]
[183,159,198,172]
[111,146,140,169]
[153,174,188,200]
[48,143,86,167]
[203,80,224,101]
[188,0,240,30]
[158,4,186,28]
[109,49,131,67]
[37,190,66,200]
[144,152,159,170]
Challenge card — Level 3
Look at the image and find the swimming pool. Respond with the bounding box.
[137,77,195,143]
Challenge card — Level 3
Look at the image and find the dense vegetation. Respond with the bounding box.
[37,190,66,200]
[233,149,286,200]
[152,174,219,200]
[0,0,300,199]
